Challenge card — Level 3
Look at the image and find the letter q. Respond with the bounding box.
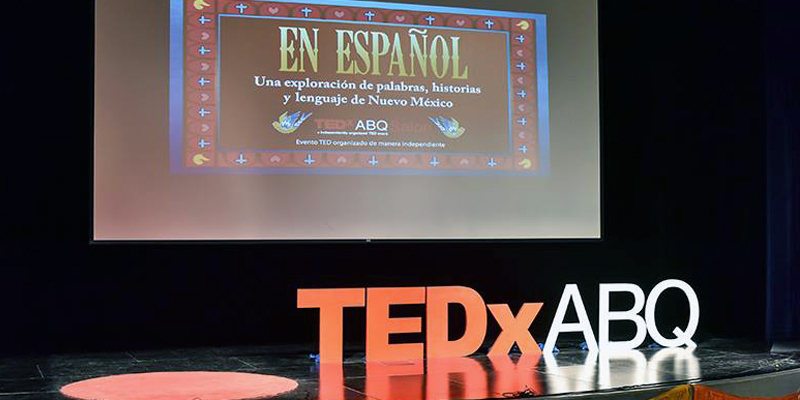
[645,279,699,348]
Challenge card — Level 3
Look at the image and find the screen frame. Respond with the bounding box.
[91,0,603,244]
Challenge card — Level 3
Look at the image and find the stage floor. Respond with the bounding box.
[1,339,798,400]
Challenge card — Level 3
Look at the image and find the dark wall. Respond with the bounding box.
[765,0,800,342]
[0,0,771,356]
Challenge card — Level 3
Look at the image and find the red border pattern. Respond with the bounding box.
[183,0,539,172]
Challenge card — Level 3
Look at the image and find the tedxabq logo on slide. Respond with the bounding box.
[314,119,435,133]
[298,280,700,363]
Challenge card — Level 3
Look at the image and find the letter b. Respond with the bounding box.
[598,283,647,351]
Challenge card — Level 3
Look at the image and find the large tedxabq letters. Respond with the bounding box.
[298,281,699,363]
[172,0,549,175]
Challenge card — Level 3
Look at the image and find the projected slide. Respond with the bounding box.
[96,0,598,240]
[171,0,549,175]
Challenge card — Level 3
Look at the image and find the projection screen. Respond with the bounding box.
[94,0,600,240]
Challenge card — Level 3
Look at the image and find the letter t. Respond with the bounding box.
[298,288,366,363]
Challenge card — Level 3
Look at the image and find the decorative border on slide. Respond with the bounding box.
[170,0,550,175]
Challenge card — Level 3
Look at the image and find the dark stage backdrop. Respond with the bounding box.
[765,0,800,343]
[0,0,775,356]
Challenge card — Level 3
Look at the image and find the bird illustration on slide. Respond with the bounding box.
[429,116,466,139]
[272,111,313,134]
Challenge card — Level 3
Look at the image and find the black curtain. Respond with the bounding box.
[765,0,800,342]
[0,0,781,355]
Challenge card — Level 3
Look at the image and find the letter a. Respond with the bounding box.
[543,284,598,353]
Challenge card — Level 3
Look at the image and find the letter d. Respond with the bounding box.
[426,286,487,358]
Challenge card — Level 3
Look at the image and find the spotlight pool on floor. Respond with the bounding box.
[60,371,299,400]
